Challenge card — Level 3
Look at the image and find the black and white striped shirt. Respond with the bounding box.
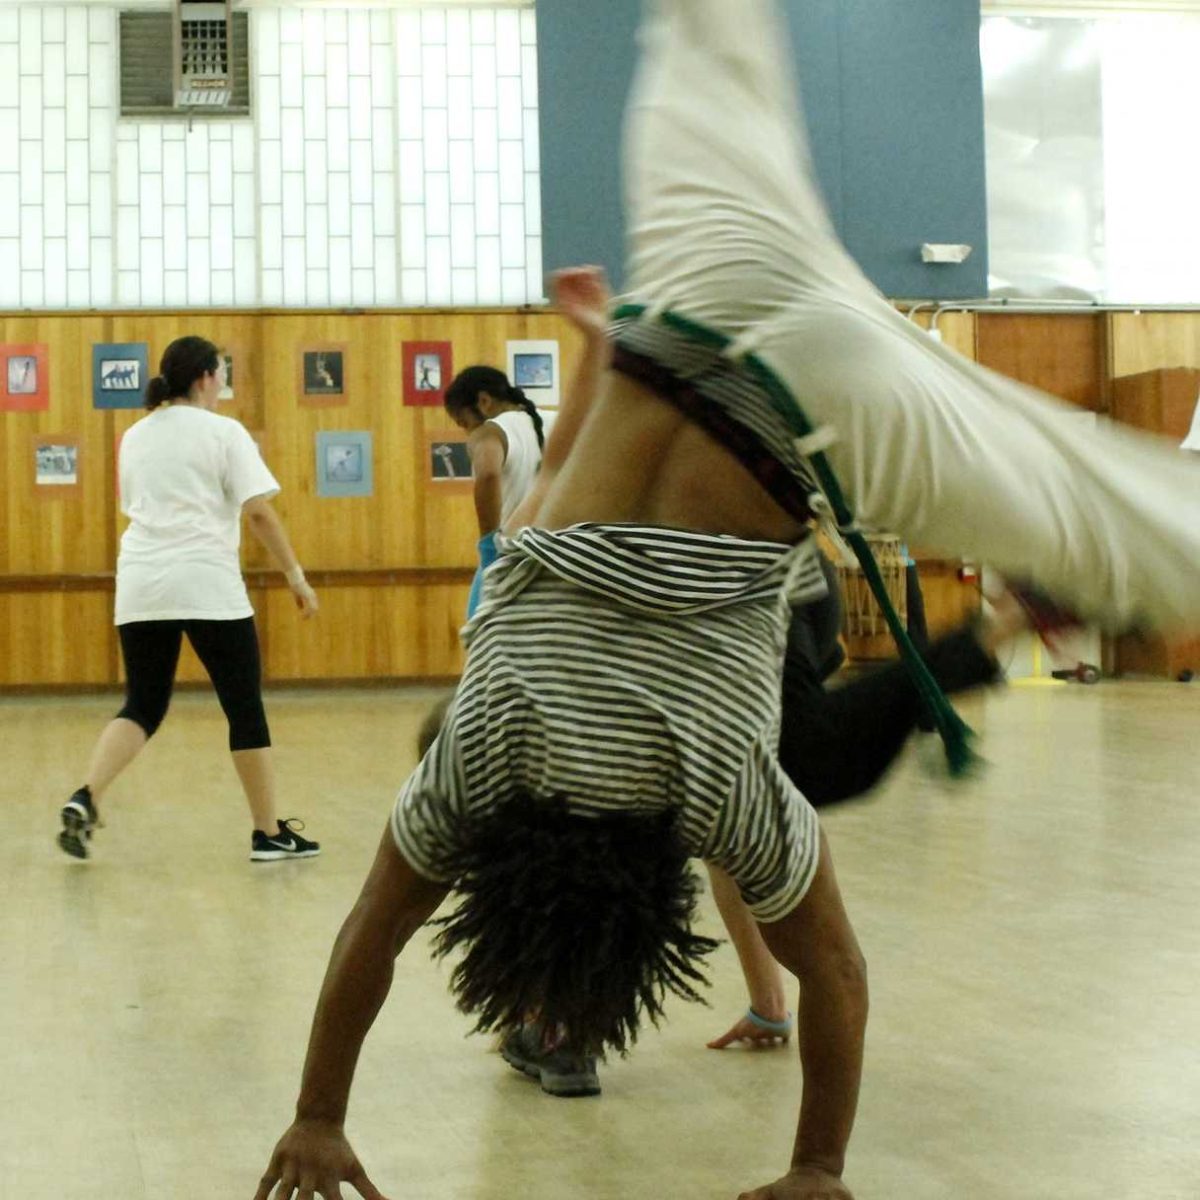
[391,523,826,922]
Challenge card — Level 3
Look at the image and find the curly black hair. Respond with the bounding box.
[429,791,720,1058]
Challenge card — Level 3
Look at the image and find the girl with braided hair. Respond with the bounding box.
[444,367,553,617]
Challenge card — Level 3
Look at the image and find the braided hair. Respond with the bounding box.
[445,365,545,450]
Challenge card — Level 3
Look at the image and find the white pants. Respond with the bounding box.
[623,0,1200,633]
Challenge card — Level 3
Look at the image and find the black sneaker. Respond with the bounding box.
[58,786,99,860]
[250,818,320,862]
[500,1023,601,1098]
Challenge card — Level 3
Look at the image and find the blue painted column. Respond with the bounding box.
[536,0,986,298]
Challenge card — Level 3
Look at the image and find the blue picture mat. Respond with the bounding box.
[93,343,149,409]
[316,430,374,498]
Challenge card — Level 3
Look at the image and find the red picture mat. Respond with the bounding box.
[402,341,453,407]
[2,344,50,412]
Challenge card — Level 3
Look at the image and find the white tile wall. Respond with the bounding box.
[391,5,541,304]
[3,5,542,310]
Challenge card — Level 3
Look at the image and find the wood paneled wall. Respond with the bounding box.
[0,308,576,687]
[1109,312,1200,379]
[976,313,1109,411]
[908,310,977,361]
[6,307,1200,687]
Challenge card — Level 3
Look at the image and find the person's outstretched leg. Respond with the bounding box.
[623,0,1200,636]
[83,719,149,799]
[780,625,1002,808]
[758,302,1200,635]
[624,0,866,333]
[775,550,1004,806]
[230,748,277,835]
[59,621,181,858]
[186,618,318,859]
[185,618,275,828]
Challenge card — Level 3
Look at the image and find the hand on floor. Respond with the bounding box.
[707,1010,793,1049]
[737,1166,854,1200]
[255,1119,388,1200]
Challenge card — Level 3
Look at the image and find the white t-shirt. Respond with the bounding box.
[115,405,280,625]
[489,408,553,525]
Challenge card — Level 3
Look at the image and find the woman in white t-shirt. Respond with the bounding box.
[58,335,321,863]
[444,366,552,616]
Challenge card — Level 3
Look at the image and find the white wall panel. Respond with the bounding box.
[5,5,541,310]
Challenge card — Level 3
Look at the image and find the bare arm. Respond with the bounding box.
[242,493,318,617]
[740,831,867,1199]
[467,424,507,536]
[505,267,612,532]
[539,267,612,476]
[704,862,792,1048]
[255,828,449,1200]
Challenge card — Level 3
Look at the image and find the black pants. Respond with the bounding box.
[781,557,998,807]
[905,561,930,653]
[117,618,271,750]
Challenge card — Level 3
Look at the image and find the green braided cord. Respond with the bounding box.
[611,303,977,776]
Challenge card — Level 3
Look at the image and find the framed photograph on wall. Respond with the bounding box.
[402,340,453,407]
[92,343,149,409]
[506,339,561,408]
[33,433,80,496]
[1,344,49,412]
[298,344,349,407]
[315,430,373,498]
[217,348,237,402]
[424,431,474,493]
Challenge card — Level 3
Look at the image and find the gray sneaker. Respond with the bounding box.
[58,786,99,860]
[500,1023,601,1098]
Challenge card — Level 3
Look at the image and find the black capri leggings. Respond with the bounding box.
[116,617,271,751]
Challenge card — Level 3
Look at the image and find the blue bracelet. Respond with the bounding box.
[746,1007,793,1035]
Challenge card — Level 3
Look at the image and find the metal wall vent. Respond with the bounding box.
[119,7,250,117]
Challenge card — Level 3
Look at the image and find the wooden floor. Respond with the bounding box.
[4,681,1199,1200]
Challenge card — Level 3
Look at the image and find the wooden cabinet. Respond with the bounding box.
[1111,367,1200,441]
[1109,368,1200,679]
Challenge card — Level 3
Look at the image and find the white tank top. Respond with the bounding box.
[489,408,550,524]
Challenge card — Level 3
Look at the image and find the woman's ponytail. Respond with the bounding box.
[145,336,220,410]
[511,386,545,451]
[144,374,171,410]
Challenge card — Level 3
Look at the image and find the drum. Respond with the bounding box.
[835,534,908,640]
